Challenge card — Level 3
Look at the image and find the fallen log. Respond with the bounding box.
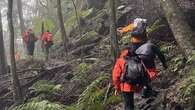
[70,43,97,55]
[17,68,43,73]
[22,64,71,88]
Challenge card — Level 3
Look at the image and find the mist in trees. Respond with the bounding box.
[0,0,195,109]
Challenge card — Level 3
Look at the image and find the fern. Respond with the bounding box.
[12,100,66,110]
[147,19,165,34]
[32,80,63,94]
[77,76,109,110]
[179,70,195,104]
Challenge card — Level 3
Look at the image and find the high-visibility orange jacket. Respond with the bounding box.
[118,23,141,43]
[42,32,52,42]
[112,49,158,92]
[112,49,143,92]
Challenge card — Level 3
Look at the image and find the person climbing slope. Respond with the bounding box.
[41,30,53,60]
[112,48,146,110]
[23,29,38,59]
[135,40,167,98]
[112,27,167,110]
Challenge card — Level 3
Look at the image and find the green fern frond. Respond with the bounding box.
[77,76,109,110]
[32,80,63,94]
[147,19,165,34]
[12,100,66,110]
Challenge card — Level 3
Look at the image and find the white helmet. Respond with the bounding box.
[133,18,147,28]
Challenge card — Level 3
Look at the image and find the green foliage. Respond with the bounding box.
[147,20,165,34]
[73,63,92,80]
[32,80,63,94]
[187,52,195,64]
[32,17,55,35]
[120,34,131,45]
[160,45,175,53]
[179,70,195,104]
[44,19,55,32]
[32,17,42,35]
[77,76,111,110]
[105,94,122,105]
[12,100,66,110]
[91,9,108,21]
[79,31,98,44]
[170,56,183,72]
[64,8,93,34]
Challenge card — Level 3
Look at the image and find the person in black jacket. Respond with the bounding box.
[135,40,167,98]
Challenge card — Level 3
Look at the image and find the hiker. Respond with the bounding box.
[135,40,167,97]
[112,48,144,110]
[23,29,38,59]
[41,30,53,60]
[117,18,147,52]
[112,33,167,110]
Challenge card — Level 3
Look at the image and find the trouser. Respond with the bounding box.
[122,92,134,110]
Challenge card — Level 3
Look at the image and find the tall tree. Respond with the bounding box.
[0,12,7,74]
[109,0,119,61]
[16,0,26,54]
[160,0,195,57]
[71,0,83,57]
[71,0,82,39]
[57,0,68,55]
[16,0,25,34]
[7,0,23,104]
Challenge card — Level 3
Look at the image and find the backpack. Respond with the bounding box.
[47,33,52,42]
[45,32,53,48]
[120,56,148,85]
[131,21,147,40]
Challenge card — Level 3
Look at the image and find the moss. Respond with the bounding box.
[91,9,108,21]
[79,31,98,44]
[64,8,93,35]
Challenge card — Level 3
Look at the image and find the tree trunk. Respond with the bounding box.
[0,12,7,74]
[7,0,23,104]
[16,0,26,53]
[57,0,68,55]
[71,0,83,57]
[160,0,195,57]
[109,0,119,61]
[16,0,25,34]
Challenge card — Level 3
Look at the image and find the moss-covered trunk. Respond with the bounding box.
[160,0,195,57]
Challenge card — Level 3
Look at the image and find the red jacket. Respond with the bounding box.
[42,32,52,42]
[112,49,142,92]
[112,49,158,92]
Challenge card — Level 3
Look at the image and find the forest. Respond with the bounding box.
[0,0,195,110]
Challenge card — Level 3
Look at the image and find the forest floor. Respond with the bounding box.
[0,33,187,110]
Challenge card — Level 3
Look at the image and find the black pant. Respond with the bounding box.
[122,92,134,110]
